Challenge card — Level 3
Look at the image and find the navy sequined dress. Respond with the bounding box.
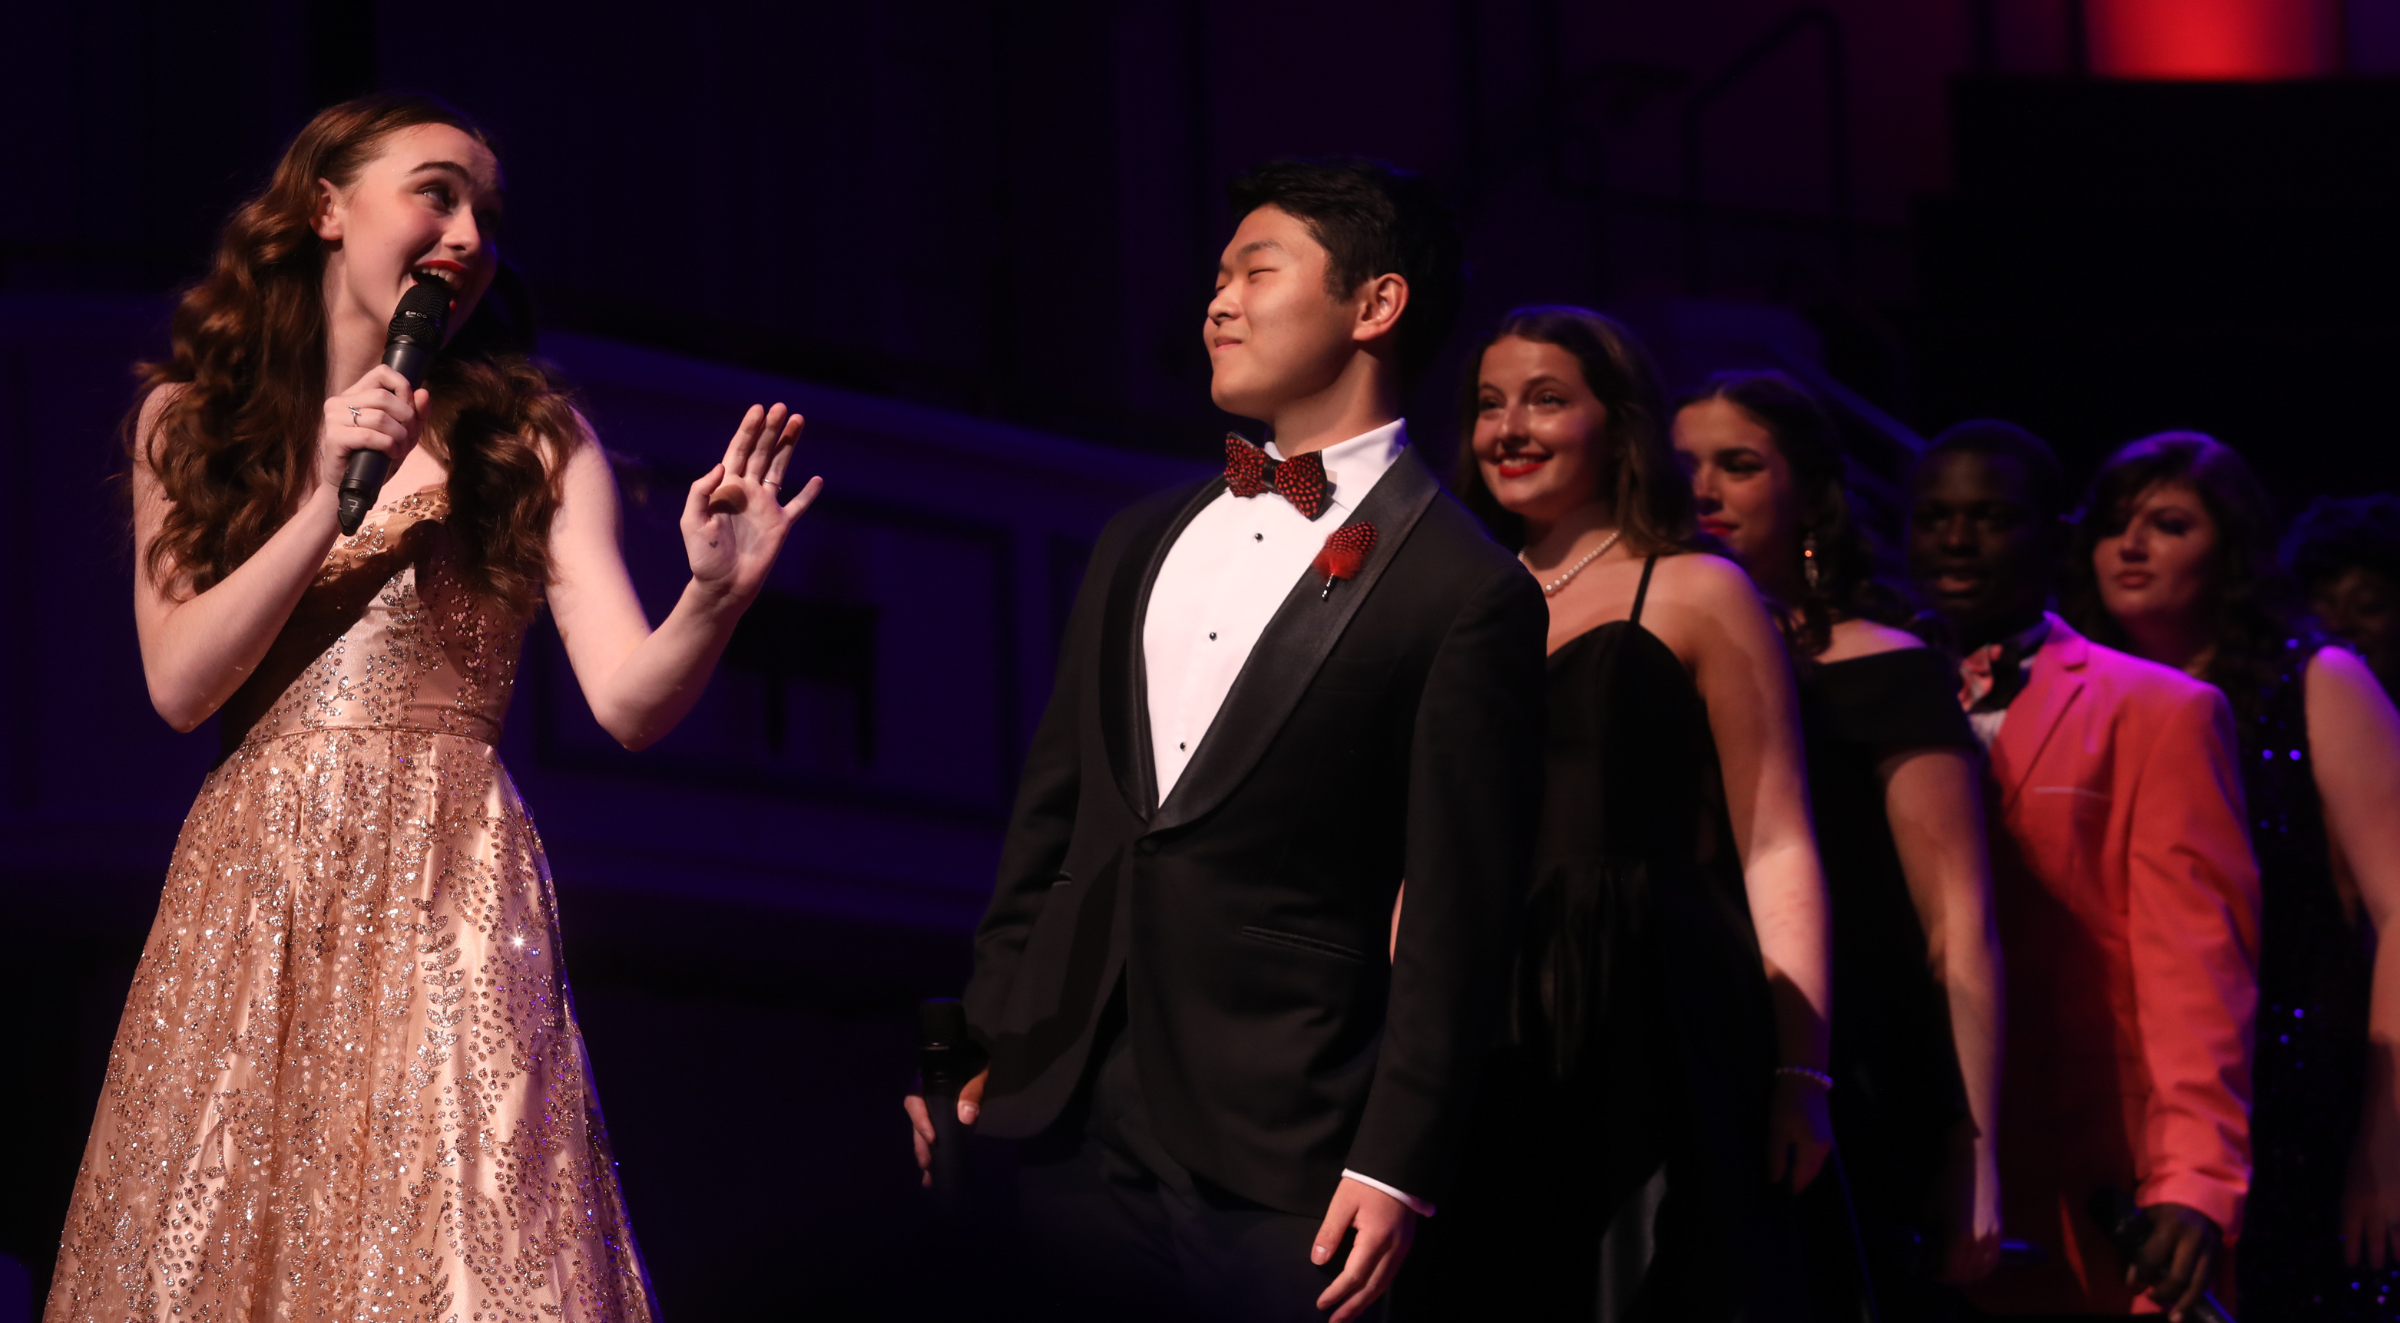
[2238,639,2397,1319]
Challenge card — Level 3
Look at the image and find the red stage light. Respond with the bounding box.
[2087,0,2339,79]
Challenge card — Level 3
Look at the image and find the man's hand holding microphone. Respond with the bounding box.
[906,999,985,1206]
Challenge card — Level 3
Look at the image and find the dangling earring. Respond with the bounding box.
[1802,533,1822,593]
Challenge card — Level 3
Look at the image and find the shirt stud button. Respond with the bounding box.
[1208,632,1217,640]
[1254,533,1263,542]
[1178,742,1187,750]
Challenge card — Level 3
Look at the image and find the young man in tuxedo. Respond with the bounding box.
[1908,422,2258,1320]
[905,160,1547,1320]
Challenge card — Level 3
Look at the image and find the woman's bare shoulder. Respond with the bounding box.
[131,382,192,467]
[1820,618,1927,663]
[1636,551,1784,670]
[2308,645,2397,725]
[1647,548,1759,599]
[1648,551,1784,632]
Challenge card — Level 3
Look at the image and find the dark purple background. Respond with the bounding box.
[7,1,2400,1316]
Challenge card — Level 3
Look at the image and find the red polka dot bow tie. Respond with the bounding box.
[1958,639,2031,714]
[1223,435,1331,520]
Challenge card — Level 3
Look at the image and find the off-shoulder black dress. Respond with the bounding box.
[1399,558,1793,1320]
[1794,646,1978,1317]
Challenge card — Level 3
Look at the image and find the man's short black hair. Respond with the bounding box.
[1226,158,1465,388]
[1918,419,2069,522]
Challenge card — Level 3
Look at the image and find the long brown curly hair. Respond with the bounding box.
[1451,305,1694,556]
[131,92,580,615]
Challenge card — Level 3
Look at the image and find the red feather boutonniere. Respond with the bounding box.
[1312,522,1378,598]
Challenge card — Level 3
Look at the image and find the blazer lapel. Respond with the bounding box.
[1098,477,1225,822]
[1991,612,2090,810]
[1148,449,1442,836]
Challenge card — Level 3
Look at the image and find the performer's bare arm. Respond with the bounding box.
[132,371,430,730]
[1646,551,1836,1191]
[2310,647,2400,1270]
[545,403,820,749]
[133,379,819,753]
[1883,744,2006,1282]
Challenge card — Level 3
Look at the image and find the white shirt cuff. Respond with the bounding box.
[1341,1169,1435,1217]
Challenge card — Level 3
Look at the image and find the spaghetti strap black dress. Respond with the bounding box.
[1399,557,1794,1321]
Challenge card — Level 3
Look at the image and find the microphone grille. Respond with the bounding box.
[388,277,453,342]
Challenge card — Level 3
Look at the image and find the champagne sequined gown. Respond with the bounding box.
[46,489,659,1323]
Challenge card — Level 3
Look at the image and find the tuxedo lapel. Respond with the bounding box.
[1991,613,2090,809]
[1148,450,1442,836]
[1098,477,1225,821]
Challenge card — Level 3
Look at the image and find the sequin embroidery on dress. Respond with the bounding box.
[46,488,659,1323]
[2238,640,2398,1319]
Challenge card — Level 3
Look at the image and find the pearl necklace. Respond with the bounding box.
[1526,530,1622,597]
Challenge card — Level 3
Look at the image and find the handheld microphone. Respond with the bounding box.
[337,275,453,535]
[2089,1188,2237,1323]
[916,998,981,1213]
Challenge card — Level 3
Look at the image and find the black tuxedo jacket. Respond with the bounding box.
[963,446,1548,1215]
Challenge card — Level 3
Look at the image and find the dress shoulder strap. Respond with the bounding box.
[1629,555,1660,624]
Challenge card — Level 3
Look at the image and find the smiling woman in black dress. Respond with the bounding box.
[1399,311,1832,1321]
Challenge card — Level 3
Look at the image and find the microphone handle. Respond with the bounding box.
[337,450,388,536]
[385,339,435,389]
[335,340,438,535]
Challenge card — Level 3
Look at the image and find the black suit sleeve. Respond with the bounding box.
[1345,562,1548,1203]
[961,533,1110,1051]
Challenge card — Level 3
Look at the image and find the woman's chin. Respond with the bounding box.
[1491,487,1584,527]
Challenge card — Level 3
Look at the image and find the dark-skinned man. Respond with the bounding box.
[1909,421,2258,1322]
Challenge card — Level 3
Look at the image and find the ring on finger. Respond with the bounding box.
[349,406,363,425]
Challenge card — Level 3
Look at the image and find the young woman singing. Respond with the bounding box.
[47,94,820,1322]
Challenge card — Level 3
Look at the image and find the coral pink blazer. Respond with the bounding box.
[1965,616,2260,1316]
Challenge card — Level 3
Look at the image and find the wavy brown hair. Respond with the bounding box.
[1451,305,1693,555]
[2062,432,2311,737]
[1678,370,1910,658]
[131,92,580,615]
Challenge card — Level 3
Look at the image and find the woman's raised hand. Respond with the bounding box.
[683,402,823,604]
[317,364,429,492]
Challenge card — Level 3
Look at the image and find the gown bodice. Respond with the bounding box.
[1535,618,1716,874]
[219,486,527,754]
[1510,560,1762,1081]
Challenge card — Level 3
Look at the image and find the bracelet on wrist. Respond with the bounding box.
[1775,1065,1834,1090]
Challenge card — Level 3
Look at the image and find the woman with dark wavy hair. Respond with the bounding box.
[2066,433,2400,1320]
[46,95,822,1322]
[1674,371,2003,1316]
[1400,310,1830,1320]
[2288,493,2400,702]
